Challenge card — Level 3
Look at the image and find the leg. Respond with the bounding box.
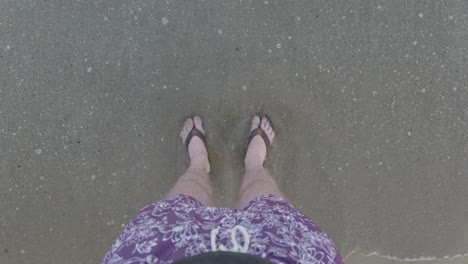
[167,116,214,207]
[235,116,284,209]
[236,167,283,209]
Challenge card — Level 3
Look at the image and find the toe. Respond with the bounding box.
[261,117,269,130]
[251,115,261,131]
[184,118,194,131]
[193,116,205,133]
[262,117,275,142]
[180,118,194,140]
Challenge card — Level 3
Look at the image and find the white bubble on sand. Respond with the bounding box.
[418,13,423,18]
[91,175,96,180]
[412,41,417,45]
[162,17,168,25]
[407,131,412,136]
[35,149,42,154]
[87,67,93,73]
[242,85,247,91]
[217,29,222,35]
[276,43,281,49]
[6,45,11,50]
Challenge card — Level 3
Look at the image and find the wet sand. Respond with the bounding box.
[0,1,467,263]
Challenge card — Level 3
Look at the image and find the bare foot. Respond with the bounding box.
[244,115,275,170]
[180,116,210,173]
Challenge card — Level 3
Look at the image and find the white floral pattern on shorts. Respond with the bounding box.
[102,194,344,264]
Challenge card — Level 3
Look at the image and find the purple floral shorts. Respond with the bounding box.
[102,194,344,264]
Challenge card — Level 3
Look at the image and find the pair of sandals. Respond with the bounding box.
[184,114,272,155]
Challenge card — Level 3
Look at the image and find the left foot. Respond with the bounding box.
[180,116,210,173]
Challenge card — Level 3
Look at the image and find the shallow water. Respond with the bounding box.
[1,0,467,263]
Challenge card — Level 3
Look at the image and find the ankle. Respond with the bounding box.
[244,151,265,169]
[190,157,210,173]
[244,160,264,172]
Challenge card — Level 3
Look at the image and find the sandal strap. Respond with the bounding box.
[248,126,271,154]
[185,127,207,151]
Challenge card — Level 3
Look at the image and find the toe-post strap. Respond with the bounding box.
[248,126,271,154]
[185,126,207,151]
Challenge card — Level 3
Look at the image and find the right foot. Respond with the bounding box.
[180,116,210,173]
[244,115,275,170]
